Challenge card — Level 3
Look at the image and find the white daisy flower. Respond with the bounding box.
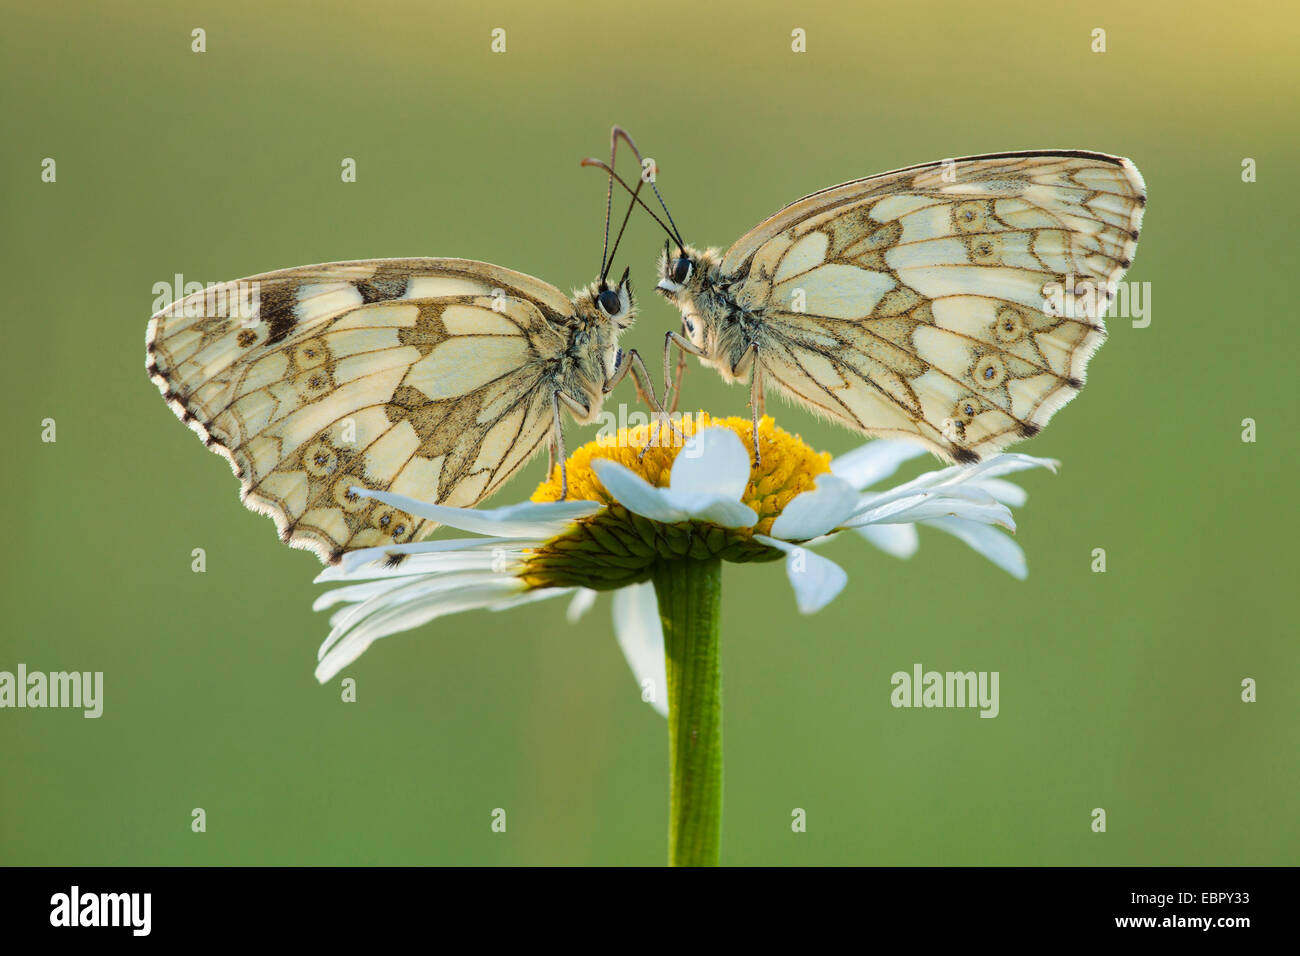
[310,414,1056,714]
[827,437,1052,580]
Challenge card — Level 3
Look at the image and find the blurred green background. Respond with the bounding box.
[2,0,1296,866]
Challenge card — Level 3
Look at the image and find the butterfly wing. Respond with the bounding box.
[724,151,1146,461]
[146,259,571,562]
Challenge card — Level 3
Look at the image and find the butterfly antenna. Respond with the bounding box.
[602,174,644,283]
[581,158,680,247]
[611,127,686,248]
[597,151,616,285]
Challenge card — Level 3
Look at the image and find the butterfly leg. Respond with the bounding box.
[548,393,568,499]
[634,349,690,452]
[732,345,763,465]
[552,391,591,501]
[669,348,688,414]
[608,348,688,455]
[663,330,706,412]
[606,348,654,409]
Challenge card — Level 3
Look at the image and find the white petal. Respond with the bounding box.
[855,522,919,559]
[915,455,1049,491]
[612,582,668,717]
[312,578,409,611]
[315,576,528,683]
[850,469,961,517]
[969,477,1028,507]
[830,439,929,489]
[754,535,848,614]
[669,427,751,501]
[925,517,1027,580]
[769,474,860,541]
[849,452,1054,520]
[353,489,600,538]
[951,453,1058,483]
[591,460,686,522]
[324,537,539,578]
[318,571,508,660]
[852,490,1015,531]
[488,587,575,613]
[566,588,598,623]
[593,447,757,529]
[317,547,527,583]
[660,491,758,529]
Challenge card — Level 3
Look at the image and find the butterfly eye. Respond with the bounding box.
[683,317,695,335]
[597,288,623,316]
[672,258,693,284]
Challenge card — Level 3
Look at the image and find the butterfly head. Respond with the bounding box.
[656,242,720,349]
[656,241,703,296]
[578,265,637,330]
[569,267,637,387]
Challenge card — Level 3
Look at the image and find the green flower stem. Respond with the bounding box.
[653,556,723,867]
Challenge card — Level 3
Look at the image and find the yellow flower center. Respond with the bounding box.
[531,412,830,536]
[520,413,831,592]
